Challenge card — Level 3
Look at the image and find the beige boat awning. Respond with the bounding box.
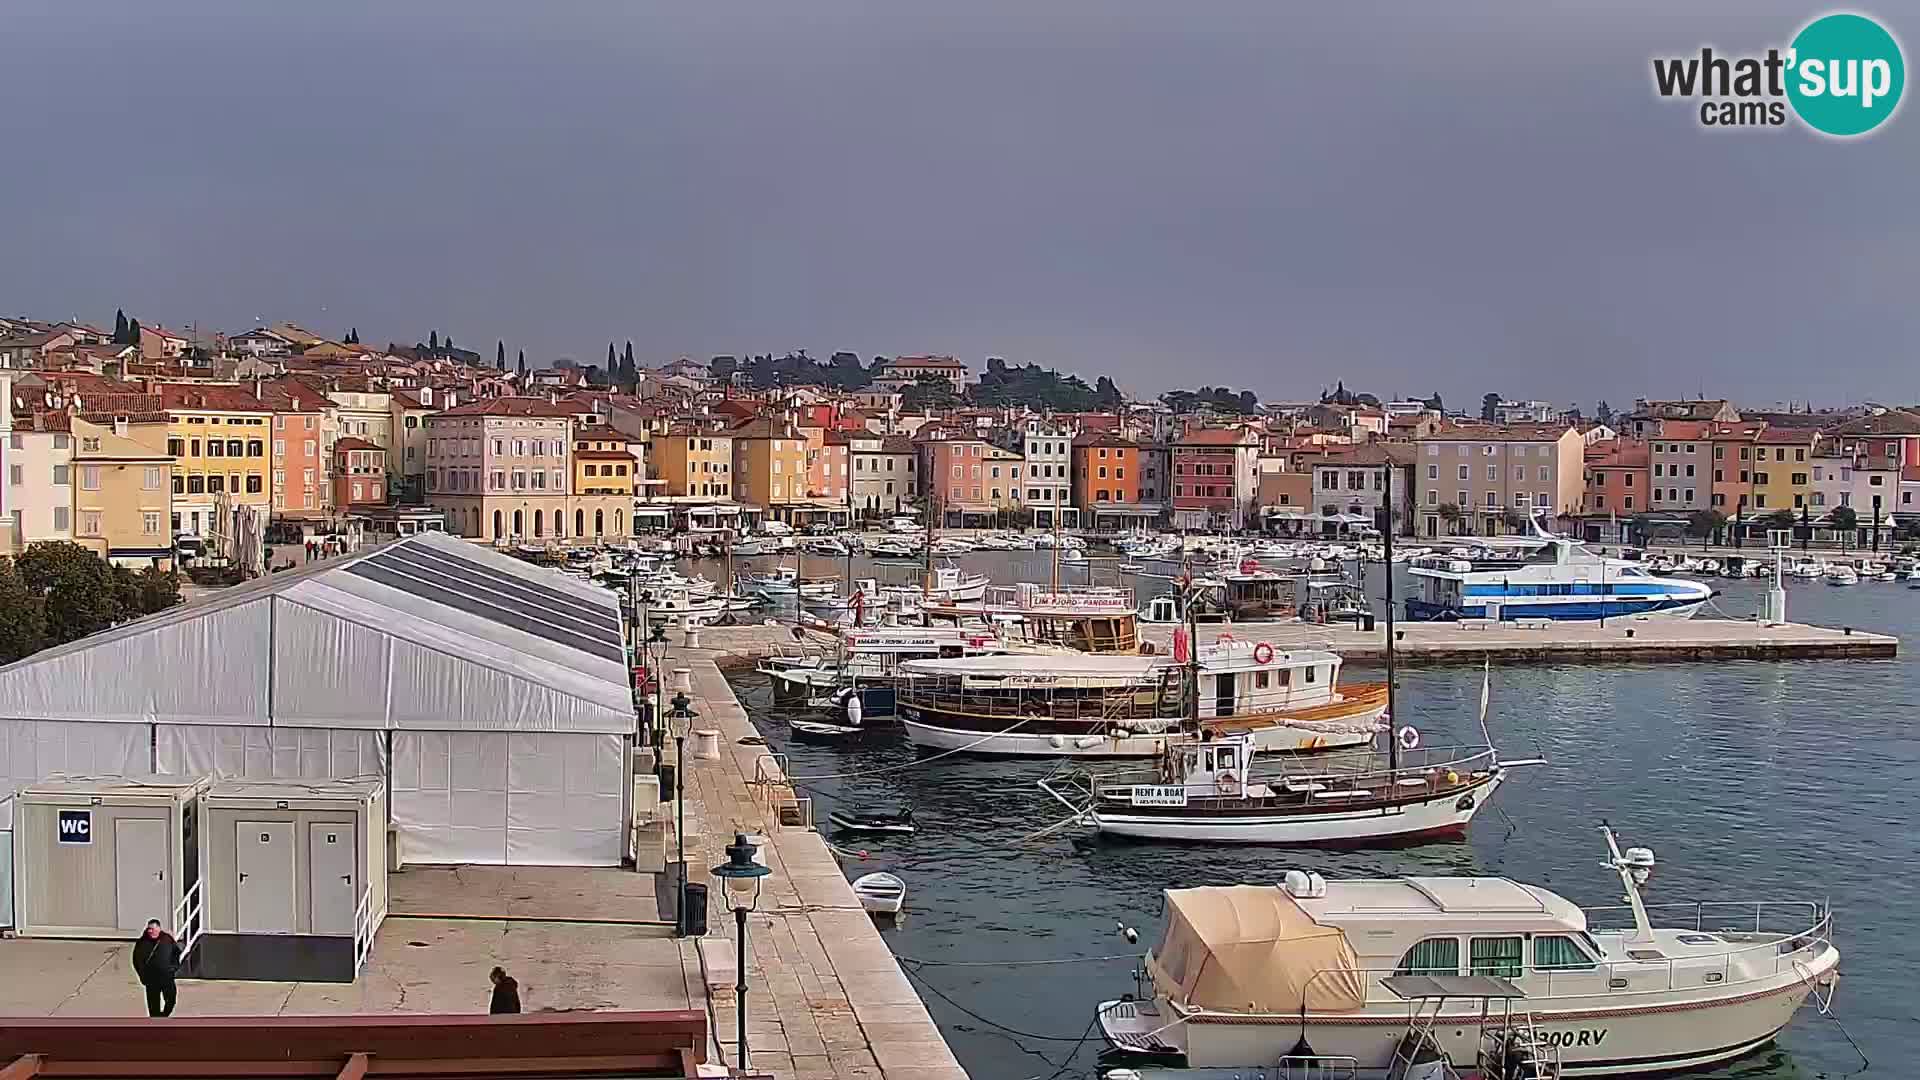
[1147,885,1367,1014]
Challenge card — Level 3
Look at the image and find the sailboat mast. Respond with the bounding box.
[1051,485,1062,592]
[1384,460,1399,773]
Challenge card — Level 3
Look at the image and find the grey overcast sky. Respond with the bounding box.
[2,1,1915,407]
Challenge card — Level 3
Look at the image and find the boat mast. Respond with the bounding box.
[1384,460,1398,774]
[1051,484,1062,593]
[844,475,854,622]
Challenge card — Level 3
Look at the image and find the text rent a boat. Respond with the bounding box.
[1094,824,1841,1078]
[896,639,1387,758]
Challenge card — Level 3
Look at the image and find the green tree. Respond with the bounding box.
[622,342,637,390]
[133,565,183,614]
[517,349,527,378]
[0,557,47,663]
[127,318,142,345]
[607,343,617,373]
[1685,509,1726,549]
[16,542,122,644]
[113,309,130,344]
[429,330,439,351]
[901,374,961,412]
[1626,512,1654,547]
[1437,502,1462,536]
[345,327,359,345]
[1829,505,1858,548]
[497,341,506,370]
[1595,400,1614,425]
[709,355,739,382]
[1095,375,1123,409]
[1423,392,1444,413]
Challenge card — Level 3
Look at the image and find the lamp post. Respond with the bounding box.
[710,832,770,1073]
[646,614,667,752]
[670,689,696,937]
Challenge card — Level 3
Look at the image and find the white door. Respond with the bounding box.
[308,822,357,936]
[236,821,296,934]
[114,818,169,932]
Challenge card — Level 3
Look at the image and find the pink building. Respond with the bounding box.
[917,429,997,526]
[1172,426,1261,530]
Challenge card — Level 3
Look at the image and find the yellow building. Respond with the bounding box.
[156,385,273,539]
[728,418,807,510]
[570,423,637,541]
[983,444,1026,511]
[71,417,175,567]
[1750,426,1821,514]
[652,426,733,498]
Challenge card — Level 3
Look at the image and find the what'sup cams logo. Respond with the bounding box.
[1653,12,1904,136]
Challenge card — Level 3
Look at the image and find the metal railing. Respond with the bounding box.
[172,878,205,959]
[352,881,377,976]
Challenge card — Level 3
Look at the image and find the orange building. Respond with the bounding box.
[331,437,388,508]
[1073,431,1149,529]
[257,378,327,520]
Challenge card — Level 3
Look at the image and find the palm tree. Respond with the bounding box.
[1501,509,1530,534]
[1829,505,1858,550]
[1437,502,1462,536]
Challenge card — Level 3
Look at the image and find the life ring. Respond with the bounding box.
[1252,641,1275,665]
[1398,725,1421,750]
[1216,770,1238,789]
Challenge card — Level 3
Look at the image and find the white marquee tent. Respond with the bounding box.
[0,532,635,867]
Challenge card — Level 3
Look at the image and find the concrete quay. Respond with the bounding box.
[692,615,1896,667]
[661,638,970,1080]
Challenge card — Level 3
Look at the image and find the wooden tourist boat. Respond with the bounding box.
[895,639,1387,758]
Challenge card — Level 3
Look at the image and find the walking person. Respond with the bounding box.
[488,966,521,1014]
[132,919,181,1017]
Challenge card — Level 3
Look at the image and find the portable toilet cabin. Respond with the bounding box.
[8,774,212,941]
[193,777,387,982]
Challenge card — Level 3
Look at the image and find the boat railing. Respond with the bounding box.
[1270,1055,1360,1080]
[1091,745,1500,798]
[902,680,1163,723]
[1277,913,1833,1015]
[1583,898,1828,938]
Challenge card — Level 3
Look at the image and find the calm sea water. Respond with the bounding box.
[715,550,1916,1079]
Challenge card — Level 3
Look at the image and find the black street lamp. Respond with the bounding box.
[710,833,771,1073]
[646,616,668,751]
[670,688,696,937]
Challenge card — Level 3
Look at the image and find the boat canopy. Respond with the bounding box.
[1147,885,1366,1014]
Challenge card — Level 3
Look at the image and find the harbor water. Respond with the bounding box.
[717,550,1914,1079]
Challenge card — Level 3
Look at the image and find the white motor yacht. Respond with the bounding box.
[1824,564,1860,586]
[1096,824,1840,1078]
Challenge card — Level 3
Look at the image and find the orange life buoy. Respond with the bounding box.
[1252,641,1275,665]
[1216,770,1238,788]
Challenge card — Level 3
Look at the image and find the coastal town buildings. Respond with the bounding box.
[1414,423,1585,538]
[849,432,916,518]
[70,416,174,566]
[1171,426,1260,530]
[423,397,574,542]
[156,384,272,543]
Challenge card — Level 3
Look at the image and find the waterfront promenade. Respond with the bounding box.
[691,615,1897,666]
[663,637,970,1080]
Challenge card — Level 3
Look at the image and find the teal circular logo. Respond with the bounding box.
[1787,13,1905,136]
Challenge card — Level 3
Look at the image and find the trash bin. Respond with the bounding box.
[1361,612,1376,632]
[682,882,709,936]
[657,762,677,801]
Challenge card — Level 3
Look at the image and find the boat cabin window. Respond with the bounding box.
[1395,937,1459,976]
[938,645,963,658]
[1254,670,1270,689]
[1278,669,1290,687]
[1469,936,1524,979]
[1205,744,1240,773]
[1304,665,1317,684]
[1532,935,1598,971]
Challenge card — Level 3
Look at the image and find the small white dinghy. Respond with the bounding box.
[852,871,906,916]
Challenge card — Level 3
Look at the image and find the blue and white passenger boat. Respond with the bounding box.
[1406,521,1711,621]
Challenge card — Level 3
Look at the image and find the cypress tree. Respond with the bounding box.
[497,340,506,370]
[607,343,616,373]
[113,310,129,344]
[128,318,142,345]
[518,349,527,379]
[622,341,636,389]
[429,330,439,351]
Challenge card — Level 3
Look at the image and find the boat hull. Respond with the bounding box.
[1091,772,1500,844]
[1102,954,1835,1077]
[898,709,1378,758]
[1405,596,1705,621]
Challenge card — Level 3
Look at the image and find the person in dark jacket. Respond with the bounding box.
[488,966,521,1014]
[131,920,181,1017]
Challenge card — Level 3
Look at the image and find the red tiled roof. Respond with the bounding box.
[333,437,384,452]
[1755,425,1819,444]
[435,396,577,418]
[574,449,634,461]
[1655,419,1710,439]
[1826,409,1920,437]
[1177,427,1257,447]
[156,384,268,412]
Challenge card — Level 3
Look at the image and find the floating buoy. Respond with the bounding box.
[1398,725,1421,750]
[1252,641,1275,665]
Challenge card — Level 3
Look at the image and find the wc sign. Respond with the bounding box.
[57,809,92,844]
